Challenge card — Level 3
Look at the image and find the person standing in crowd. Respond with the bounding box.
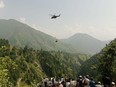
[111,82,115,87]
[95,81,102,87]
[78,76,83,87]
[89,77,95,87]
[52,77,56,87]
[61,80,66,87]
[70,79,77,87]
[102,75,111,87]
[83,75,90,87]
[66,78,70,87]
[76,79,80,87]
[43,78,47,87]
[59,82,63,87]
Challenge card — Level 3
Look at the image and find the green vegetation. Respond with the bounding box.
[1,19,115,85]
[0,39,45,86]
[98,38,116,82]
[0,19,108,54]
[0,39,89,86]
[61,33,107,54]
[78,54,99,78]
[78,38,116,82]
[39,50,90,78]
[0,19,76,53]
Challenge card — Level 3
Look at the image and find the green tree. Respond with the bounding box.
[98,39,116,81]
[0,56,18,87]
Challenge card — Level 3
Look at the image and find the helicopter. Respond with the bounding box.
[50,14,61,19]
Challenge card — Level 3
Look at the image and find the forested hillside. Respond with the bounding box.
[79,38,116,82]
[0,19,76,53]
[0,39,45,87]
[0,39,89,87]
[61,33,107,54]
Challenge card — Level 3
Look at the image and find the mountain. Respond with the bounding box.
[0,19,76,53]
[61,33,107,54]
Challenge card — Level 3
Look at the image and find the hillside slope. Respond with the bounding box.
[0,19,76,53]
[61,33,107,54]
[78,38,116,80]
[0,39,90,86]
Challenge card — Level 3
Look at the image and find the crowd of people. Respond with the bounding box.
[40,75,115,87]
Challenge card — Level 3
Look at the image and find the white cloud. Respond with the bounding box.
[32,24,37,29]
[0,0,5,8]
[60,24,85,38]
[19,17,26,24]
[48,24,83,39]
[32,24,43,30]
[18,17,42,31]
[31,24,43,30]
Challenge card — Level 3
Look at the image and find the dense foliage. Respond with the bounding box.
[98,38,116,82]
[0,39,45,86]
[78,38,116,82]
[78,54,99,79]
[0,39,89,86]
[39,50,89,78]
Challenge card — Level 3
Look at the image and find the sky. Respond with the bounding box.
[0,0,116,41]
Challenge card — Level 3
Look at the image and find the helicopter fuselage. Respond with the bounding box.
[51,14,60,19]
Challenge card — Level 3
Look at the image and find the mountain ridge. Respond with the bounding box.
[61,33,108,54]
[0,19,76,53]
[0,19,109,54]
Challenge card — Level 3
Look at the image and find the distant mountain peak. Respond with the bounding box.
[70,33,95,38]
[61,33,108,54]
[68,33,101,42]
[74,33,88,35]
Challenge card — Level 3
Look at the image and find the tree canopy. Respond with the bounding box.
[0,38,89,86]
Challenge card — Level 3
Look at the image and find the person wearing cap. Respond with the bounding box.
[59,82,63,87]
[111,82,115,87]
[95,81,102,87]
[78,76,83,87]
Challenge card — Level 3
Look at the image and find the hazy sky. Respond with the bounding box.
[0,0,116,41]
